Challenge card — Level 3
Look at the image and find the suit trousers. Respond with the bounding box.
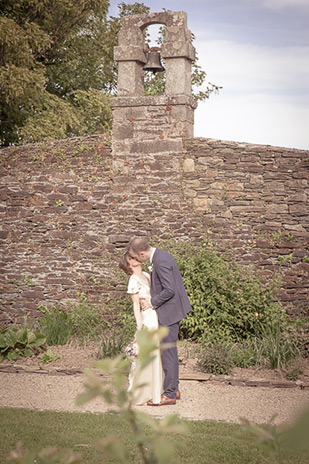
[160,321,180,399]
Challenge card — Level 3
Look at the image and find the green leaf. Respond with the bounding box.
[16,328,27,343]
[0,334,6,348]
[26,330,37,345]
[23,348,34,357]
[7,350,20,361]
[33,333,47,346]
[4,330,17,348]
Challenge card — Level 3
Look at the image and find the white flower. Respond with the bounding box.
[148,264,154,272]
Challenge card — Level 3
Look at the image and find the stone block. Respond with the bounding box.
[266,204,288,214]
[193,197,212,210]
[165,58,192,96]
[114,45,147,63]
[112,123,134,141]
[185,179,200,188]
[184,189,197,198]
[204,169,218,179]
[183,158,195,172]
[289,204,306,215]
[117,61,144,97]
[129,139,182,154]
[161,41,195,60]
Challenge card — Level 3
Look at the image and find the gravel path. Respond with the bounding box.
[1,371,308,424]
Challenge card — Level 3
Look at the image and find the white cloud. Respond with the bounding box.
[193,38,309,149]
[195,39,309,95]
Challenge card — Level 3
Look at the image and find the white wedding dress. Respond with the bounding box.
[127,272,163,405]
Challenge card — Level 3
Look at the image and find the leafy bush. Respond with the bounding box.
[197,344,234,375]
[104,292,138,341]
[0,326,46,361]
[37,305,73,346]
[285,318,309,358]
[229,320,300,370]
[229,342,257,368]
[252,321,300,370]
[97,329,128,359]
[158,239,285,343]
[38,294,109,346]
[67,292,109,345]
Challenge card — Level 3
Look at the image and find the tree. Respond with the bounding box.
[0,0,112,145]
[0,1,220,146]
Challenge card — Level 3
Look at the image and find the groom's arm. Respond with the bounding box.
[150,261,176,309]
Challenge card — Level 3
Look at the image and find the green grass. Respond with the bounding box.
[1,408,308,464]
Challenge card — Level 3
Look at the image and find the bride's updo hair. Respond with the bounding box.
[119,251,133,275]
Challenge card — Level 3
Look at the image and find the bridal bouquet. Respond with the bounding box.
[124,340,139,359]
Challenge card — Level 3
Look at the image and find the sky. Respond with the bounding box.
[109,0,309,150]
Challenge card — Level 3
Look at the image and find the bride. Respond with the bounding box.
[119,251,163,405]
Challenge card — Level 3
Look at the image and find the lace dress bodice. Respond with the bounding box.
[127,272,151,300]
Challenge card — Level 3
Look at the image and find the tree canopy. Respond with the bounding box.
[0,1,220,146]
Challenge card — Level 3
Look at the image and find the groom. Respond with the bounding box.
[128,236,192,406]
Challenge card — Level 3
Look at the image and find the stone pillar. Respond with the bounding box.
[112,11,197,156]
[161,11,195,96]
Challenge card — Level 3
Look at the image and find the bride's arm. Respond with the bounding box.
[131,292,142,331]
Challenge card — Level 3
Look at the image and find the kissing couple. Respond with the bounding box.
[119,236,192,406]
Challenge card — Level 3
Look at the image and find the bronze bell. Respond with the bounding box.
[143,49,165,74]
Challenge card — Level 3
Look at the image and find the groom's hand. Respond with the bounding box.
[140,298,151,311]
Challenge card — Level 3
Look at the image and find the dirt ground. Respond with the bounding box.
[1,342,309,424]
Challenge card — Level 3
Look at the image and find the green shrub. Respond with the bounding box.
[228,320,300,370]
[253,321,300,370]
[229,341,257,368]
[105,293,138,341]
[158,239,285,343]
[97,329,127,359]
[0,326,46,361]
[197,344,234,375]
[285,317,309,358]
[38,348,60,365]
[68,292,109,345]
[38,294,110,346]
[37,305,73,345]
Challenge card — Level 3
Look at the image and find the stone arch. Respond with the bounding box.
[114,11,195,97]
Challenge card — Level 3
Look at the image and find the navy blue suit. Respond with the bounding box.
[150,249,192,398]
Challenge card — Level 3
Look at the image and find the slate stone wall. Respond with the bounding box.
[0,135,308,324]
[183,138,308,311]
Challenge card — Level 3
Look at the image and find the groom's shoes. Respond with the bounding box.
[147,394,176,406]
[176,390,181,400]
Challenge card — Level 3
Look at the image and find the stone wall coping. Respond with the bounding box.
[111,95,198,109]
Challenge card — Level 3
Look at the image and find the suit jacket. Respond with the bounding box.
[150,249,192,326]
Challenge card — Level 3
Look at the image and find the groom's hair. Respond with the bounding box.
[128,236,150,254]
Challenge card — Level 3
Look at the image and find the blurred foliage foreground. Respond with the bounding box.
[6,328,309,464]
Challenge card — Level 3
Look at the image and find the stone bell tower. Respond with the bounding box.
[111,11,197,157]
